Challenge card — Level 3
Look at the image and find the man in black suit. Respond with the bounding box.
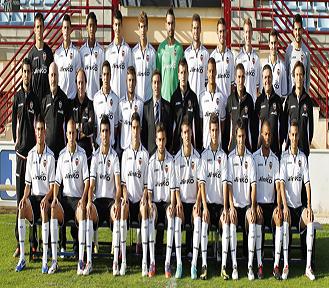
[142,70,173,156]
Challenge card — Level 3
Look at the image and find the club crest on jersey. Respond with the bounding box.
[174,49,177,57]
[107,159,111,168]
[245,161,248,169]
[43,52,46,61]
[200,54,203,62]
[122,50,125,57]
[43,159,47,167]
[191,161,195,170]
[188,100,192,109]
[216,98,219,105]
[273,103,277,111]
[165,164,169,173]
[85,107,88,114]
[277,68,280,76]
[70,52,73,60]
[95,51,98,59]
[134,104,138,112]
[244,106,248,114]
[269,161,272,170]
[301,54,304,62]
[252,58,255,65]
[59,101,62,109]
[110,99,113,106]
[298,159,302,167]
[146,54,149,62]
[30,101,33,110]
[218,157,221,165]
[139,157,142,166]
[226,57,229,64]
[303,104,307,112]
[75,157,79,166]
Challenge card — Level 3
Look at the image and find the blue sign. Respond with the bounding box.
[0,149,16,200]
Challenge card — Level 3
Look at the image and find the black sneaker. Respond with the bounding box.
[200,265,207,280]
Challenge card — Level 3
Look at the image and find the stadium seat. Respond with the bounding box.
[303,14,316,32]
[0,12,9,25]
[314,2,327,12]
[10,12,24,25]
[19,0,29,6]
[318,14,329,31]
[298,1,313,12]
[45,0,55,6]
[286,1,298,11]
[30,0,43,6]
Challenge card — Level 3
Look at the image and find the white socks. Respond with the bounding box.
[230,223,237,267]
[18,218,26,261]
[148,215,156,265]
[274,225,283,268]
[141,219,149,266]
[306,222,314,268]
[120,220,127,264]
[113,220,120,264]
[42,222,49,267]
[256,224,262,267]
[283,221,289,267]
[248,223,256,268]
[165,216,174,266]
[201,221,208,267]
[222,223,230,268]
[174,217,182,265]
[50,219,58,261]
[192,217,201,267]
[78,220,86,262]
[86,219,94,263]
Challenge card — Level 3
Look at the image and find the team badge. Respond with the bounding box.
[174,49,177,57]
[110,99,113,106]
[43,159,47,167]
[30,101,33,110]
[245,161,248,169]
[244,106,248,114]
[269,161,272,170]
[273,103,277,111]
[226,57,229,64]
[200,54,203,62]
[301,54,304,62]
[134,104,138,112]
[122,49,125,57]
[304,104,307,112]
[146,54,149,62]
[139,157,142,166]
[277,68,280,76]
[75,158,79,166]
[252,58,255,65]
[165,164,169,173]
[107,159,111,168]
[298,159,302,167]
[85,107,88,114]
[191,161,195,170]
[59,101,62,109]
[70,52,73,60]
[95,51,98,59]
[216,98,220,105]
[43,52,46,61]
[218,157,221,165]
[188,100,192,108]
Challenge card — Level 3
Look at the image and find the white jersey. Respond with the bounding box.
[118,94,144,150]
[90,147,120,199]
[262,56,288,97]
[147,150,175,203]
[132,42,156,102]
[105,39,132,99]
[93,89,119,146]
[54,42,81,99]
[199,87,226,148]
[227,148,256,208]
[25,145,55,196]
[80,41,104,101]
[235,47,261,102]
[210,47,235,102]
[121,144,149,204]
[174,147,200,204]
[184,44,209,101]
[55,145,89,198]
[285,42,310,94]
[253,148,280,204]
[199,146,228,205]
[280,148,310,208]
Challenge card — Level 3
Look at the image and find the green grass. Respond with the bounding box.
[0,213,329,287]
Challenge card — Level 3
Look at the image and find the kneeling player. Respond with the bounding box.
[49,119,89,274]
[280,120,315,281]
[147,123,176,278]
[174,117,202,279]
[120,112,149,276]
[227,119,258,280]
[84,115,121,275]
[199,113,229,280]
[253,120,282,279]
[16,116,55,273]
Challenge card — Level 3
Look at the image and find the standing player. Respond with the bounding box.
[28,12,53,104]
[224,63,256,153]
[198,113,229,280]
[255,65,284,157]
[15,116,55,273]
[174,117,201,279]
[120,112,149,276]
[280,120,315,281]
[199,57,226,149]
[184,13,209,101]
[119,66,144,151]
[105,9,132,99]
[12,58,40,257]
[93,61,119,148]
[263,29,287,98]
[49,119,89,274]
[84,115,121,275]
[54,14,81,100]
[285,14,311,94]
[156,7,184,102]
[147,123,176,278]
[132,11,156,102]
[283,61,313,158]
[235,18,261,103]
[80,12,104,100]
[210,18,235,103]
[253,120,282,280]
[227,119,257,281]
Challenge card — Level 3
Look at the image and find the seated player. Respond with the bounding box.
[174,116,202,279]
[253,120,282,279]
[49,118,89,274]
[199,113,229,280]
[84,115,121,275]
[15,116,55,273]
[227,118,257,280]
[280,120,315,281]
[147,123,176,278]
[120,112,149,276]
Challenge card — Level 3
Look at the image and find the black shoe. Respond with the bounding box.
[200,265,207,280]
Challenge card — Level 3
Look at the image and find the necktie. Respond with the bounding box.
[155,101,160,124]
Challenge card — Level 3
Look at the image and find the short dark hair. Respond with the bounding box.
[235,118,245,135]
[152,69,161,81]
[86,12,97,26]
[36,114,45,126]
[262,64,272,75]
[138,10,148,27]
[269,28,278,39]
[102,60,111,74]
[293,61,305,77]
[217,17,226,27]
[166,7,175,20]
[155,122,166,135]
[63,14,71,26]
[209,113,219,129]
[293,14,303,28]
[127,66,136,79]
[21,58,32,71]
[131,111,140,126]
[236,63,245,75]
[181,115,191,130]
[178,58,188,70]
[192,13,201,25]
[100,114,111,132]
[208,57,216,67]
[114,9,123,23]
[290,119,299,131]
[34,12,44,26]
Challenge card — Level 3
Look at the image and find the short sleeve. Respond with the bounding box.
[113,154,120,175]
[90,154,97,179]
[227,156,233,185]
[82,153,89,182]
[169,160,176,190]
[274,158,280,183]
[55,156,63,186]
[143,152,149,187]
[221,153,228,182]
[48,155,56,184]
[121,150,127,184]
[198,157,207,184]
[303,156,310,185]
[25,154,32,185]
[249,157,257,184]
[280,156,287,183]
[147,160,154,192]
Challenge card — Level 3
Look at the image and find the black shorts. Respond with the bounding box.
[289,206,305,232]
[259,203,275,229]
[94,197,114,228]
[155,201,168,225]
[30,195,48,224]
[129,201,141,225]
[208,203,223,228]
[182,203,194,226]
[236,206,249,234]
[61,196,80,226]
